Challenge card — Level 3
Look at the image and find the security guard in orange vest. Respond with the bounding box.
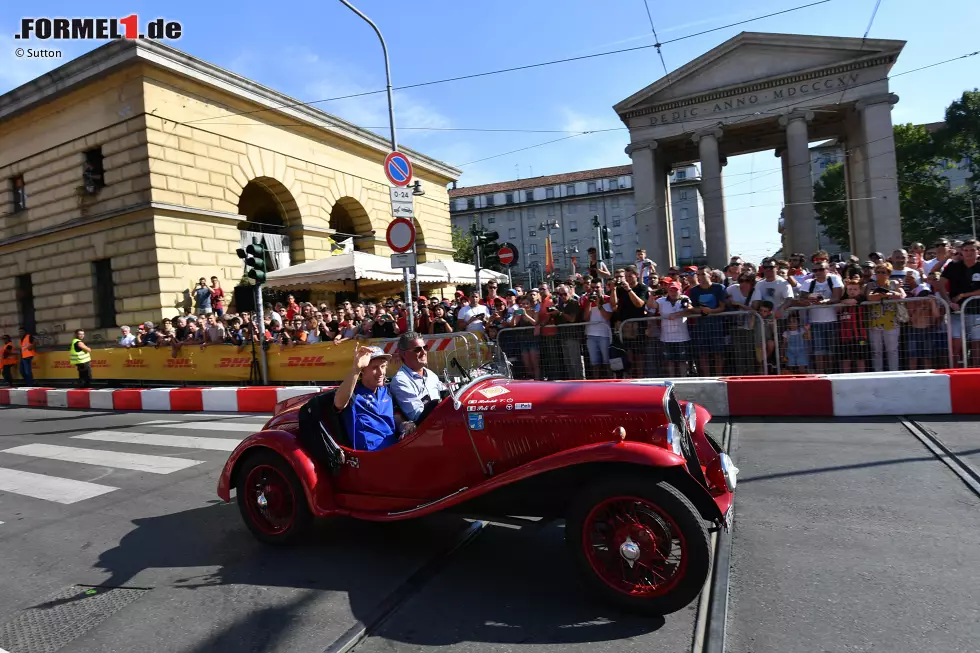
[18,327,35,387]
[70,329,93,388]
[1,335,16,387]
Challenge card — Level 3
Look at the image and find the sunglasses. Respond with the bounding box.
[408,344,428,353]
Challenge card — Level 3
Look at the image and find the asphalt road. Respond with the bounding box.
[3,407,977,653]
[726,417,980,653]
[0,407,700,653]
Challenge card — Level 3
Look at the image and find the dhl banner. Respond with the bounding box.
[30,334,490,384]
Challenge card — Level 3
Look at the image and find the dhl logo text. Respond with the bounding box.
[165,358,196,369]
[124,359,148,367]
[283,356,329,367]
[218,357,252,368]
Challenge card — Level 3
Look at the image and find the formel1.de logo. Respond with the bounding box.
[14,16,183,41]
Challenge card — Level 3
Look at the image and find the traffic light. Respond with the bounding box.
[236,242,268,283]
[601,226,614,261]
[471,225,501,269]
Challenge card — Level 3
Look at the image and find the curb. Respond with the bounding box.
[2,369,979,415]
[0,386,328,413]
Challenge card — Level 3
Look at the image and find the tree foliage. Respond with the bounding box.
[814,92,979,249]
[451,225,474,265]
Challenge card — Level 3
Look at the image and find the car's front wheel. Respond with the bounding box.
[236,450,312,545]
[566,477,711,615]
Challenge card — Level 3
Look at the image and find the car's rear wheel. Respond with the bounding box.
[236,450,312,545]
[566,477,710,615]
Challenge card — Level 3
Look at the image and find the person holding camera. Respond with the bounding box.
[509,295,541,380]
[609,265,649,378]
[653,282,695,378]
[457,291,490,334]
[553,284,585,380]
[582,279,614,378]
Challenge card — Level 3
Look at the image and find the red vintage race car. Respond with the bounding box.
[217,372,737,615]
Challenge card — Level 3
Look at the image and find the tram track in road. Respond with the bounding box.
[901,417,980,498]
[692,419,736,653]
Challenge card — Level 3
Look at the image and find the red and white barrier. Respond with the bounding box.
[0,370,977,415]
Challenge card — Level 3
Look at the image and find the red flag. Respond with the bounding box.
[544,235,555,274]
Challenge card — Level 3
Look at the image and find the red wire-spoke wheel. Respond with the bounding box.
[245,464,295,535]
[236,451,312,544]
[567,479,711,615]
[583,496,686,598]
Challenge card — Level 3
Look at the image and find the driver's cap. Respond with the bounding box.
[365,346,392,361]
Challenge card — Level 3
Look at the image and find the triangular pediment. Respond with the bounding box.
[615,32,905,115]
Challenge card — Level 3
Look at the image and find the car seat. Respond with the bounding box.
[297,390,349,475]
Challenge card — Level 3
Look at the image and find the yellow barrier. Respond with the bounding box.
[31,333,491,383]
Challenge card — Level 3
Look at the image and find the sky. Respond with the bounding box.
[2,0,978,262]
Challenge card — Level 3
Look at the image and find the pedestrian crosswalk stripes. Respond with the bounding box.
[1,444,205,474]
[0,467,118,504]
[0,417,258,506]
[73,430,242,452]
[136,420,266,432]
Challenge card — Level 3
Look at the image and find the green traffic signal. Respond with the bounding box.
[243,243,267,283]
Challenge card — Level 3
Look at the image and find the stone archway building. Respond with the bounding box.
[615,32,906,267]
[0,40,459,344]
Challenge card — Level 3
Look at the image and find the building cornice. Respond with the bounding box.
[0,40,461,182]
[621,54,898,121]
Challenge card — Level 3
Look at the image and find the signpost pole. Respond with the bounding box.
[340,0,413,330]
[254,283,269,385]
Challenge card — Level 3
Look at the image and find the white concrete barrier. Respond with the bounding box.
[88,389,117,410]
[669,378,730,417]
[830,371,952,416]
[139,388,172,412]
[45,389,69,408]
[8,389,29,406]
[201,388,241,412]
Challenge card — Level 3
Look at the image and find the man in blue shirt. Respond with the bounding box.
[390,332,446,423]
[687,266,729,376]
[334,345,398,451]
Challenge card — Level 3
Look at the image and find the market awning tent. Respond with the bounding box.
[417,260,508,284]
[264,251,446,288]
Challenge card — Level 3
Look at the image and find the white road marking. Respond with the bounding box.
[0,467,118,504]
[135,420,265,432]
[73,430,242,452]
[1,444,204,474]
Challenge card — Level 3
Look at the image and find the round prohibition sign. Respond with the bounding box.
[384,151,414,187]
[498,246,515,266]
[386,218,416,253]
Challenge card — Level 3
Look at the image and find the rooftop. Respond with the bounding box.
[449,165,633,198]
[0,40,460,180]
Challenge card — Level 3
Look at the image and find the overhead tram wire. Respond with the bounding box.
[641,0,688,135]
[179,0,836,127]
[862,0,884,41]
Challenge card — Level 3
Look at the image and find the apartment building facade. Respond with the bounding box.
[449,164,704,284]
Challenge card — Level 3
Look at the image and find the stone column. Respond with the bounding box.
[779,110,817,257]
[776,148,793,256]
[856,93,902,255]
[843,110,871,258]
[692,127,729,268]
[627,139,672,269]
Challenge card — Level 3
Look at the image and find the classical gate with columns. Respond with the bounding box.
[615,32,906,267]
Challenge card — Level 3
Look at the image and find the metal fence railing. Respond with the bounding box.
[957,296,980,368]
[495,323,589,381]
[776,296,954,373]
[618,310,769,378]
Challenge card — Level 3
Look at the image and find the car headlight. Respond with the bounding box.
[719,452,738,492]
[665,424,684,457]
[685,403,697,433]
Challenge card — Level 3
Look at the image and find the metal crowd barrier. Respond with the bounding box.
[617,310,769,378]
[957,296,980,368]
[495,322,590,381]
[777,296,954,373]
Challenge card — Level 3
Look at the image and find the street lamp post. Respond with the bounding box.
[338,0,414,330]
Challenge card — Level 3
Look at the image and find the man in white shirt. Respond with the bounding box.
[634,249,655,286]
[117,326,137,348]
[457,291,489,333]
[923,239,951,275]
[890,249,921,288]
[751,261,795,317]
[654,282,694,378]
[797,261,843,373]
